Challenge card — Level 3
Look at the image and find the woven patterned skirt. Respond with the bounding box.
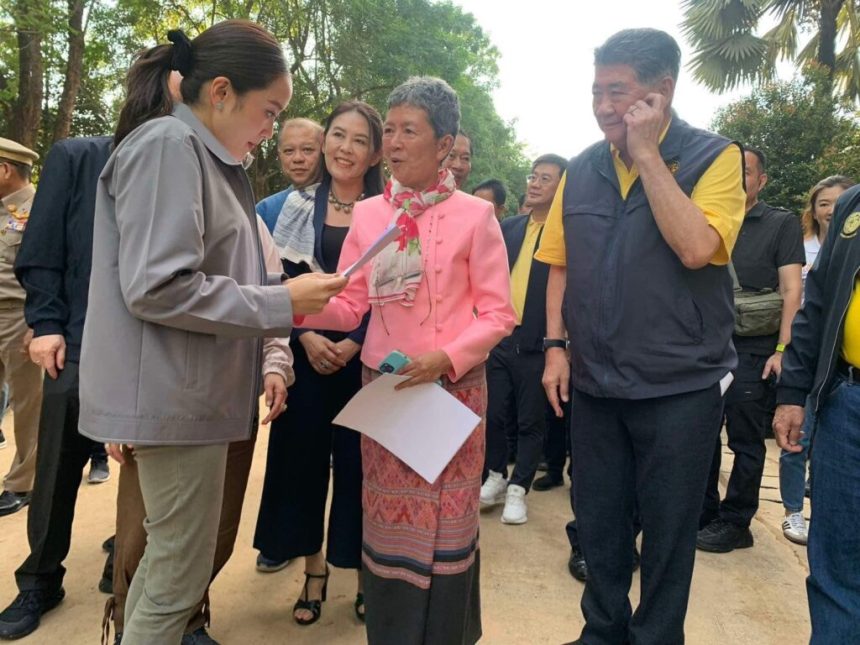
[360,364,485,645]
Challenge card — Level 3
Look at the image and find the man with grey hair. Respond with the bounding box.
[256,118,323,233]
[444,131,473,189]
[537,29,745,644]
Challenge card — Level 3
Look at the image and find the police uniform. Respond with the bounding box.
[0,138,43,502]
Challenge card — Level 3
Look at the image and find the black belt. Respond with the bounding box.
[837,358,858,384]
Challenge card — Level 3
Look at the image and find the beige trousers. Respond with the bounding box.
[120,442,229,645]
[0,306,42,493]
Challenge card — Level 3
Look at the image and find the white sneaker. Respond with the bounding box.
[782,512,808,545]
[501,484,528,525]
[480,470,507,508]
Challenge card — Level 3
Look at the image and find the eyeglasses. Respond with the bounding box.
[526,173,555,186]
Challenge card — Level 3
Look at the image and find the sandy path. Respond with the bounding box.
[0,411,810,644]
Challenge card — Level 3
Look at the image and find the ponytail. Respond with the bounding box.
[113,44,174,146]
[114,20,288,147]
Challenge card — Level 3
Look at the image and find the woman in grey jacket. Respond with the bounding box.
[78,21,345,645]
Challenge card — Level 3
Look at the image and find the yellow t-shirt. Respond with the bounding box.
[535,139,745,267]
[510,217,544,324]
[842,278,860,366]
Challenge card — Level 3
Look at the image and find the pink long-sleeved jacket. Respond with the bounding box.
[300,190,515,381]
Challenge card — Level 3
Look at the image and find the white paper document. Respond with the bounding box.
[333,374,481,484]
[342,223,401,277]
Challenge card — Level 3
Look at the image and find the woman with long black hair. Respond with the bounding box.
[254,100,385,626]
[78,20,344,644]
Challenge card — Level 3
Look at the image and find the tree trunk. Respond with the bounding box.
[817,0,845,78]
[52,0,87,143]
[10,0,45,148]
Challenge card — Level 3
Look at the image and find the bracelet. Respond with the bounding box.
[775,343,786,353]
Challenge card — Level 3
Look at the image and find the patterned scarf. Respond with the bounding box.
[369,169,457,306]
[272,183,323,273]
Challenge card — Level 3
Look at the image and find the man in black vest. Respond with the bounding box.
[480,154,566,525]
[537,29,745,644]
[698,147,804,552]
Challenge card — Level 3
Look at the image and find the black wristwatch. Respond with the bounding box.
[542,338,568,351]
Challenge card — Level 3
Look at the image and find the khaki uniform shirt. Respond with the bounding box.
[0,184,35,305]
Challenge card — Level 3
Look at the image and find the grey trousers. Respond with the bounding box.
[122,442,229,645]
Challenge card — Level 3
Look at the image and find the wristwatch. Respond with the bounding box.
[542,338,568,351]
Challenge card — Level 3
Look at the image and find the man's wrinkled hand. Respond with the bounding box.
[29,334,66,379]
[542,348,570,418]
[773,404,804,452]
[624,92,667,164]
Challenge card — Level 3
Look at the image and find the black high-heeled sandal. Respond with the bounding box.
[293,566,329,626]
[354,592,365,622]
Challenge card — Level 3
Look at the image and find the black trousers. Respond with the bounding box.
[15,363,102,592]
[253,339,363,568]
[703,353,775,528]
[484,337,547,491]
[571,384,723,645]
[545,397,571,480]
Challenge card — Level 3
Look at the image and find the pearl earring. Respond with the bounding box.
[216,101,224,111]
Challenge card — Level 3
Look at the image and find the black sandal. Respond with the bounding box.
[354,592,365,622]
[293,567,329,626]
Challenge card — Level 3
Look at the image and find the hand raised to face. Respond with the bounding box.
[623,92,667,165]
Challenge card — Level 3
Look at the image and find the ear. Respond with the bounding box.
[167,71,184,102]
[208,76,232,107]
[657,76,675,105]
[759,172,768,191]
[436,134,455,163]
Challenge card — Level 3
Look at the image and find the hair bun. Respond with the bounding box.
[167,29,193,75]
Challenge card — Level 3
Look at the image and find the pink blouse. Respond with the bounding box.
[299,191,515,381]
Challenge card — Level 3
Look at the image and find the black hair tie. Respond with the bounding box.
[167,29,193,76]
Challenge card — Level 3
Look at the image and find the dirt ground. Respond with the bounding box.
[0,409,811,644]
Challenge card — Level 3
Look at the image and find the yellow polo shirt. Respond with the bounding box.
[535,139,744,267]
[842,279,860,366]
[510,217,544,324]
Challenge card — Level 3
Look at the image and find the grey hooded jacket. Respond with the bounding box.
[79,104,294,445]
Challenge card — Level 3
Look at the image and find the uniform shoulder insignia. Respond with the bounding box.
[841,212,860,239]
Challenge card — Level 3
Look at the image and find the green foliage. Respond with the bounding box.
[0,0,529,199]
[711,66,860,213]
[454,80,530,214]
[682,0,860,103]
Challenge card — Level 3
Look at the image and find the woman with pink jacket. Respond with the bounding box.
[298,76,515,644]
